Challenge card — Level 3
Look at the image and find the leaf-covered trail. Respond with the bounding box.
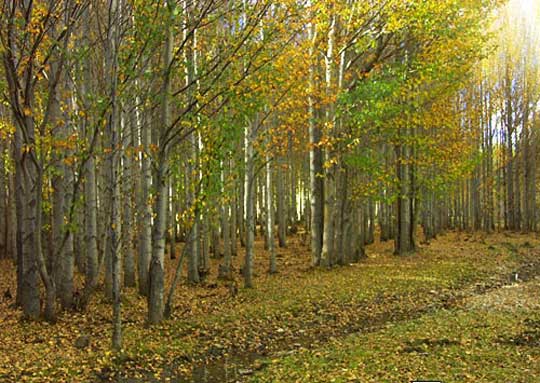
[1,232,539,382]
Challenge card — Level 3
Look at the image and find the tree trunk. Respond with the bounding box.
[231,189,238,257]
[201,215,210,277]
[0,140,6,259]
[138,100,152,296]
[123,112,136,288]
[13,124,24,307]
[321,13,337,268]
[186,143,200,284]
[395,135,414,255]
[220,203,232,279]
[148,0,174,322]
[244,119,256,288]
[15,127,41,319]
[107,0,123,350]
[169,191,178,260]
[83,151,99,301]
[524,115,536,232]
[148,161,168,323]
[308,21,323,264]
[7,170,16,262]
[276,159,287,248]
[334,167,348,266]
[266,154,277,274]
[60,143,75,310]
[239,167,246,248]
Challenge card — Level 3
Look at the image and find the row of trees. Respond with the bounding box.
[0,0,538,348]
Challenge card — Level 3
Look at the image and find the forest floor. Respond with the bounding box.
[1,231,540,383]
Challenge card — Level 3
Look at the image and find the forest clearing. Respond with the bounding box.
[1,0,540,382]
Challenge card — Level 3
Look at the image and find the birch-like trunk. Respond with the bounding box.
[169,189,178,260]
[220,203,232,279]
[15,126,41,319]
[107,0,123,349]
[244,118,256,288]
[186,20,201,284]
[266,153,277,274]
[308,19,323,267]
[148,0,174,323]
[138,96,152,296]
[50,59,65,295]
[276,158,287,248]
[394,128,414,255]
[83,150,99,298]
[123,111,136,288]
[321,13,336,267]
[148,159,168,323]
[60,133,75,310]
[219,159,232,278]
[201,215,210,277]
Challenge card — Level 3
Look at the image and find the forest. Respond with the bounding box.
[0,0,539,382]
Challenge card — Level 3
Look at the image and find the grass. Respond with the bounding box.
[0,231,539,382]
[250,281,540,383]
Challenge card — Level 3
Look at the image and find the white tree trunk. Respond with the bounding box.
[266,154,277,274]
[148,0,174,322]
[107,0,123,349]
[308,19,323,267]
[321,13,336,267]
[138,96,152,296]
[244,119,255,288]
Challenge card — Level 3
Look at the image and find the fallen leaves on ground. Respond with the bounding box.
[252,277,540,383]
[0,231,539,382]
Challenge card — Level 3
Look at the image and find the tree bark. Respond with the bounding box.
[266,153,277,274]
[148,0,174,322]
[244,118,256,288]
[321,13,337,268]
[138,98,152,296]
[123,112,136,288]
[276,159,287,248]
[0,140,6,259]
